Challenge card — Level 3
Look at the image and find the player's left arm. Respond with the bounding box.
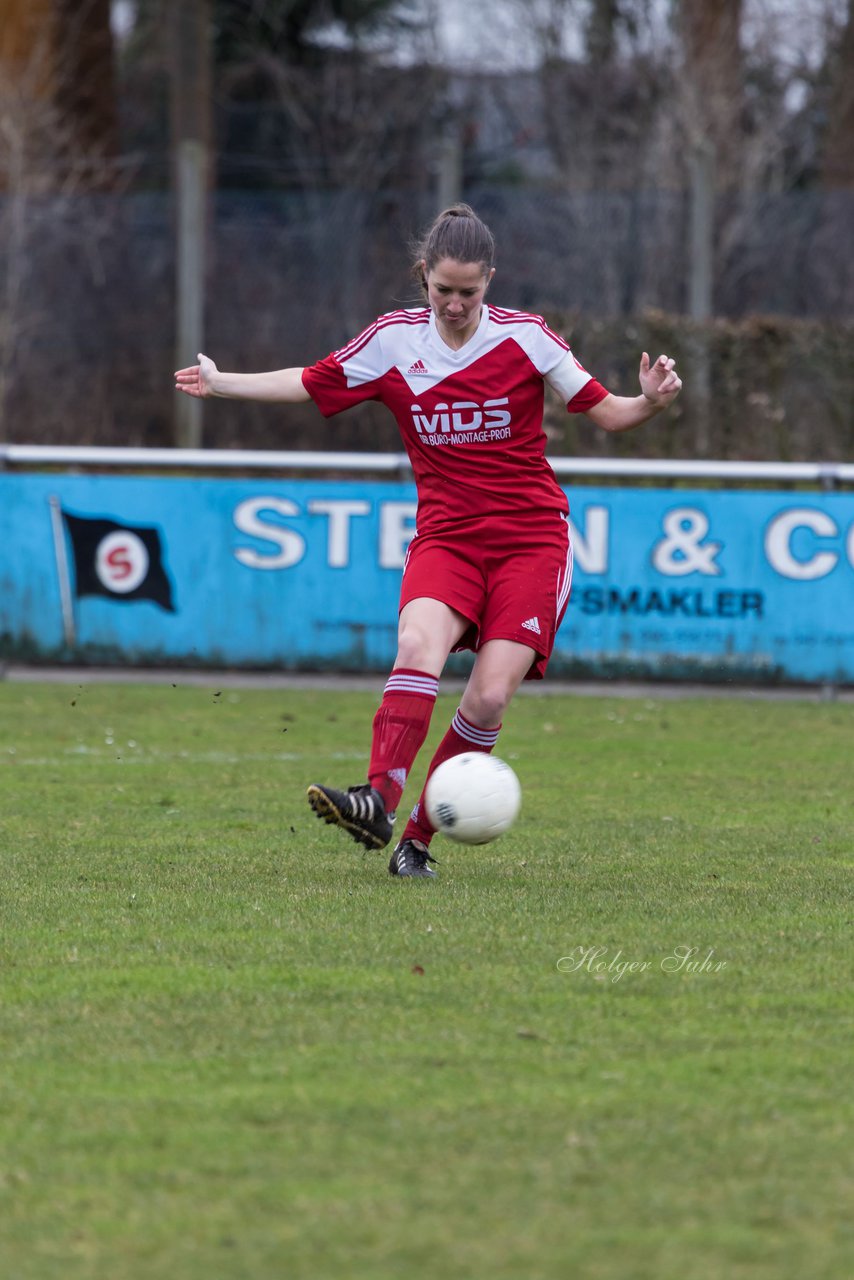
[586,352,682,433]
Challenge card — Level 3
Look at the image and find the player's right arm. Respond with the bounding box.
[174,353,311,403]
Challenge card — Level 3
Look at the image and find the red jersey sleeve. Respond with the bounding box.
[301,355,382,419]
[566,378,610,413]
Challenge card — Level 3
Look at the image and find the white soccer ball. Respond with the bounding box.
[424,752,522,845]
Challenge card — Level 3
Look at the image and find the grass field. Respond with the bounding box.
[0,678,851,1280]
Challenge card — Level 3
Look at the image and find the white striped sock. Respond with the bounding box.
[384,672,439,699]
[452,708,500,748]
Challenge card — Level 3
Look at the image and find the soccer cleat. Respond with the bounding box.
[306,782,394,850]
[388,838,438,879]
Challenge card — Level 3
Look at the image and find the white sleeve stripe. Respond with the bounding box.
[335,310,430,364]
[336,309,426,356]
[489,305,543,321]
[489,310,571,352]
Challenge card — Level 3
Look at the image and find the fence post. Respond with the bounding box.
[170,0,211,450]
[437,126,463,212]
[688,140,714,456]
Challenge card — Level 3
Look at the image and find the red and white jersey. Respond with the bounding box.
[301,304,609,534]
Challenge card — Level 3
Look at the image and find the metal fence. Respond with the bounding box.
[3,445,853,488]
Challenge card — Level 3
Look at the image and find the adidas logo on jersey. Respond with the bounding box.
[407,359,429,375]
[521,617,542,636]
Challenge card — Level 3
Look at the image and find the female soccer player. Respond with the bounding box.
[175,204,682,877]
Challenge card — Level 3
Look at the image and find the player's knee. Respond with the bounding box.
[462,683,510,729]
[395,623,432,670]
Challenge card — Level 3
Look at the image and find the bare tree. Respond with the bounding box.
[205,1,445,339]
[677,0,745,186]
[821,0,854,185]
[0,2,124,439]
[0,0,118,187]
[54,0,118,183]
[0,9,56,437]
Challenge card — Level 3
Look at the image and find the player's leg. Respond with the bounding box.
[307,597,468,851]
[367,597,469,809]
[393,639,536,870]
[459,638,539,728]
[393,517,571,872]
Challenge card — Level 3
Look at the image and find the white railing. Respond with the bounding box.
[0,445,412,473]
[1,444,852,486]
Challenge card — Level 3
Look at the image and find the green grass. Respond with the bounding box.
[0,680,851,1280]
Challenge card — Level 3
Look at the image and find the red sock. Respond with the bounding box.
[402,707,501,845]
[367,669,438,814]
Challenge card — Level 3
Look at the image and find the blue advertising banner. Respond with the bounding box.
[1,473,853,682]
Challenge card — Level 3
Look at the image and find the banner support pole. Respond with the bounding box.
[49,496,76,648]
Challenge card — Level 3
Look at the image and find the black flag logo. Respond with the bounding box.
[61,511,175,612]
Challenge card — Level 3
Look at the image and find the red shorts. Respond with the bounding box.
[399,513,573,680]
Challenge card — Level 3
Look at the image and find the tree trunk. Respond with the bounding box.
[678,0,744,186]
[0,0,56,92]
[54,0,118,180]
[0,0,117,188]
[821,0,854,187]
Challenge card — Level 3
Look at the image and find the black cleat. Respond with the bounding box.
[306,782,394,850]
[388,838,438,879]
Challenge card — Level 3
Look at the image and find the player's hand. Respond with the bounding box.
[639,352,682,406]
[174,352,218,399]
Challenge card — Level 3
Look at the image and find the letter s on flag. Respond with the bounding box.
[61,510,175,611]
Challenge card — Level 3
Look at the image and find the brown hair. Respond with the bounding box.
[412,203,496,295]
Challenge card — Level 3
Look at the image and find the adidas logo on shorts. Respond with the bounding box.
[521,616,542,636]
